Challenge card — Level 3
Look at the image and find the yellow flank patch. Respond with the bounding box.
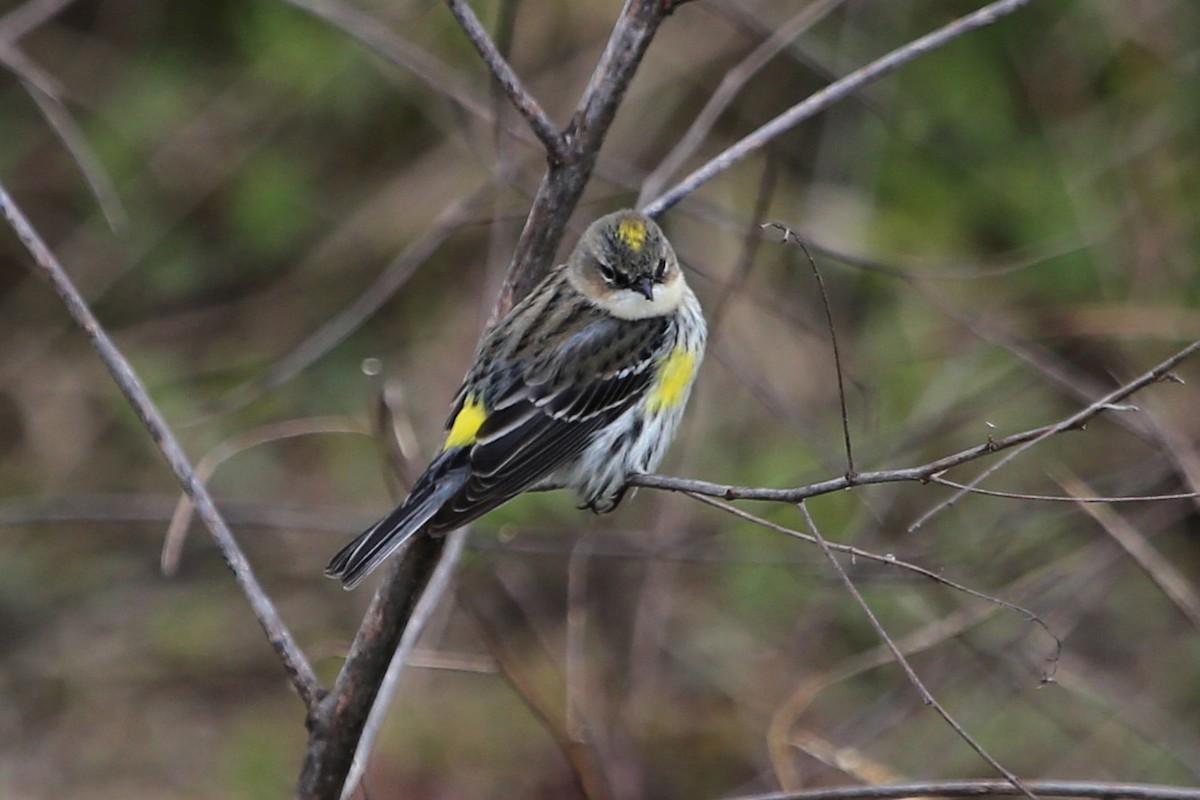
[444,394,487,449]
[616,217,647,253]
[648,346,696,413]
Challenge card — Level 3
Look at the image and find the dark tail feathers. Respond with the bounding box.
[326,463,467,589]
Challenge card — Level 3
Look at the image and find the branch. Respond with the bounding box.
[297,534,448,799]
[443,0,567,161]
[642,0,1035,217]
[630,335,1200,502]
[0,182,322,709]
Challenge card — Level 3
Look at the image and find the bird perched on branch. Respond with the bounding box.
[327,209,706,589]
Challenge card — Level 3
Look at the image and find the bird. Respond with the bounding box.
[326,209,706,589]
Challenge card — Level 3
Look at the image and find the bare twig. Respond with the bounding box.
[767,561,1065,788]
[0,181,322,709]
[796,503,1038,800]
[728,779,1200,800]
[772,224,855,476]
[443,0,567,161]
[643,0,1036,217]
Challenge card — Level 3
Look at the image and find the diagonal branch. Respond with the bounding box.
[636,0,844,206]
[444,0,567,161]
[631,335,1200,503]
[0,182,322,709]
[298,534,447,799]
[642,0,1036,217]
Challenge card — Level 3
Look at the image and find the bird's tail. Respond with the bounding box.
[326,461,467,590]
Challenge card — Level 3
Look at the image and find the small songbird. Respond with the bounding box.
[326,210,707,589]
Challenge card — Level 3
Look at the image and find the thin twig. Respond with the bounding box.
[0,181,322,709]
[728,779,1200,800]
[643,0,1035,217]
[443,0,566,161]
[929,476,1200,504]
[796,503,1039,800]
[766,553,1076,788]
[772,224,855,476]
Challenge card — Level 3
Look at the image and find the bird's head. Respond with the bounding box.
[567,210,685,319]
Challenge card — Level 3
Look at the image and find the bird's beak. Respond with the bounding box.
[635,275,655,301]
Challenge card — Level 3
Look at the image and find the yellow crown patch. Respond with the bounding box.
[615,216,648,252]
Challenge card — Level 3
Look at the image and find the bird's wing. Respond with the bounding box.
[429,314,669,529]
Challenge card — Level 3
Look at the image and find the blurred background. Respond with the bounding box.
[3,0,1200,797]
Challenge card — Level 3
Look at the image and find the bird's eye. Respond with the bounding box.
[654,258,668,282]
[596,260,618,285]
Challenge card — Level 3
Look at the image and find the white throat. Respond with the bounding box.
[598,272,686,320]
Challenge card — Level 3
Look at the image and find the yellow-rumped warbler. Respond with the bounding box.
[327,210,706,589]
